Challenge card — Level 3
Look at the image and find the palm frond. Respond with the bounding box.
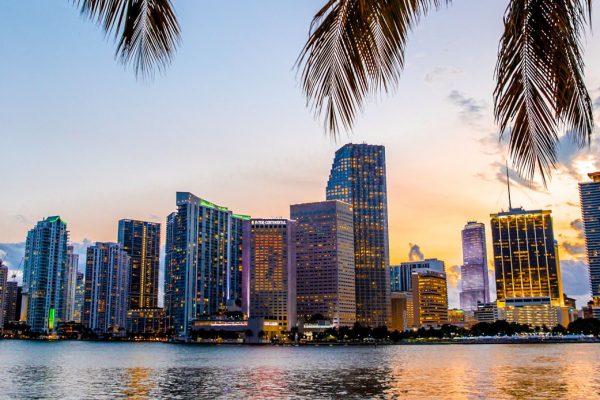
[298,0,449,135]
[75,0,180,78]
[494,0,593,184]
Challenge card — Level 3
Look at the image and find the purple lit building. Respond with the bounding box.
[459,221,489,311]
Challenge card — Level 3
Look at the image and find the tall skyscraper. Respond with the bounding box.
[326,143,390,327]
[0,261,7,330]
[390,259,445,292]
[291,200,356,328]
[64,245,79,321]
[242,219,297,332]
[83,242,130,333]
[412,269,449,328]
[117,219,161,310]
[164,192,249,336]
[22,216,69,333]
[73,272,84,323]
[3,281,21,323]
[579,172,600,304]
[491,208,566,327]
[459,221,490,311]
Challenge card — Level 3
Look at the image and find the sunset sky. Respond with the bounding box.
[2,1,600,307]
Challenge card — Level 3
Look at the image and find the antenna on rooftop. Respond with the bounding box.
[506,161,513,210]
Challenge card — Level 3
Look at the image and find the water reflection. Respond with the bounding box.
[0,342,599,399]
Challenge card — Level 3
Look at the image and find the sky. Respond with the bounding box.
[1,1,600,308]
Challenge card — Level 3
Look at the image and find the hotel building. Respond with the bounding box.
[291,200,356,327]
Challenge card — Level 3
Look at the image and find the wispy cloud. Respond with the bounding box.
[425,66,462,83]
[408,243,424,262]
[447,90,486,125]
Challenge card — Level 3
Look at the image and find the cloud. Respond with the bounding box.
[492,161,545,193]
[561,259,591,302]
[570,219,584,239]
[593,96,600,110]
[13,214,30,224]
[408,243,424,262]
[425,66,462,83]
[0,242,26,282]
[447,90,486,124]
[562,241,586,257]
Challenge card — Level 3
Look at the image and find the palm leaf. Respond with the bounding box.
[298,0,449,135]
[494,0,593,184]
[74,0,180,78]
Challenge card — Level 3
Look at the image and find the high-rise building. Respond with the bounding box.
[242,219,297,332]
[64,245,79,321]
[460,222,490,311]
[390,259,445,292]
[22,216,69,333]
[117,219,161,310]
[291,200,356,328]
[579,172,600,314]
[412,270,449,328]
[390,291,414,331]
[164,192,249,336]
[83,243,130,333]
[326,143,391,327]
[3,281,21,323]
[491,208,567,327]
[0,261,7,330]
[73,272,84,323]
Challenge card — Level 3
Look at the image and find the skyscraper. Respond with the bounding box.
[326,143,390,327]
[390,259,445,292]
[22,216,69,333]
[3,281,21,323]
[460,221,490,311]
[73,272,84,323]
[291,200,356,328]
[579,172,600,305]
[0,261,7,330]
[491,208,566,327]
[117,219,161,310]
[412,269,449,328]
[64,245,79,321]
[164,192,249,336]
[242,219,297,332]
[83,242,130,333]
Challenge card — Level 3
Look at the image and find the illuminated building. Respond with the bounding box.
[0,261,7,330]
[326,143,391,327]
[3,281,21,323]
[72,272,84,323]
[291,200,356,327]
[390,291,414,331]
[164,192,249,336]
[127,308,165,336]
[22,216,69,333]
[579,171,600,317]
[448,309,466,325]
[460,221,490,311]
[391,259,445,292]
[83,242,130,333]
[242,219,297,333]
[64,245,79,321]
[474,302,500,323]
[118,219,161,310]
[491,207,567,327]
[412,270,448,328]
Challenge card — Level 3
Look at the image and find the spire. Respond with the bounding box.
[506,161,513,210]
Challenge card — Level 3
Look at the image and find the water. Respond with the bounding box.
[1,341,599,399]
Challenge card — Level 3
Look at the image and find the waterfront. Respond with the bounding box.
[0,342,599,399]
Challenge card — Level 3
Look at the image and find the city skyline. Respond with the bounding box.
[2,2,600,309]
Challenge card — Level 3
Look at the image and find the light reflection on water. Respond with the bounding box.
[1,342,599,399]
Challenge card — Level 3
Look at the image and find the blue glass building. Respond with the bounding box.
[390,259,445,292]
[326,143,390,327]
[580,172,600,300]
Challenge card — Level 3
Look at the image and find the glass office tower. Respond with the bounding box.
[22,216,69,333]
[579,172,600,300]
[164,192,249,336]
[326,143,391,327]
[117,219,161,309]
[460,221,490,311]
[291,200,356,327]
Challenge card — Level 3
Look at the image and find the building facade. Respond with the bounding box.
[460,221,490,311]
[0,261,7,330]
[326,143,391,327]
[64,245,79,321]
[242,219,297,333]
[579,172,600,301]
[390,291,414,331]
[164,192,249,336]
[83,243,130,333]
[22,216,69,333]
[72,272,84,323]
[390,259,446,292]
[412,270,448,328]
[291,200,356,327]
[491,208,565,327]
[3,281,21,323]
[127,308,165,336]
[118,219,161,310]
